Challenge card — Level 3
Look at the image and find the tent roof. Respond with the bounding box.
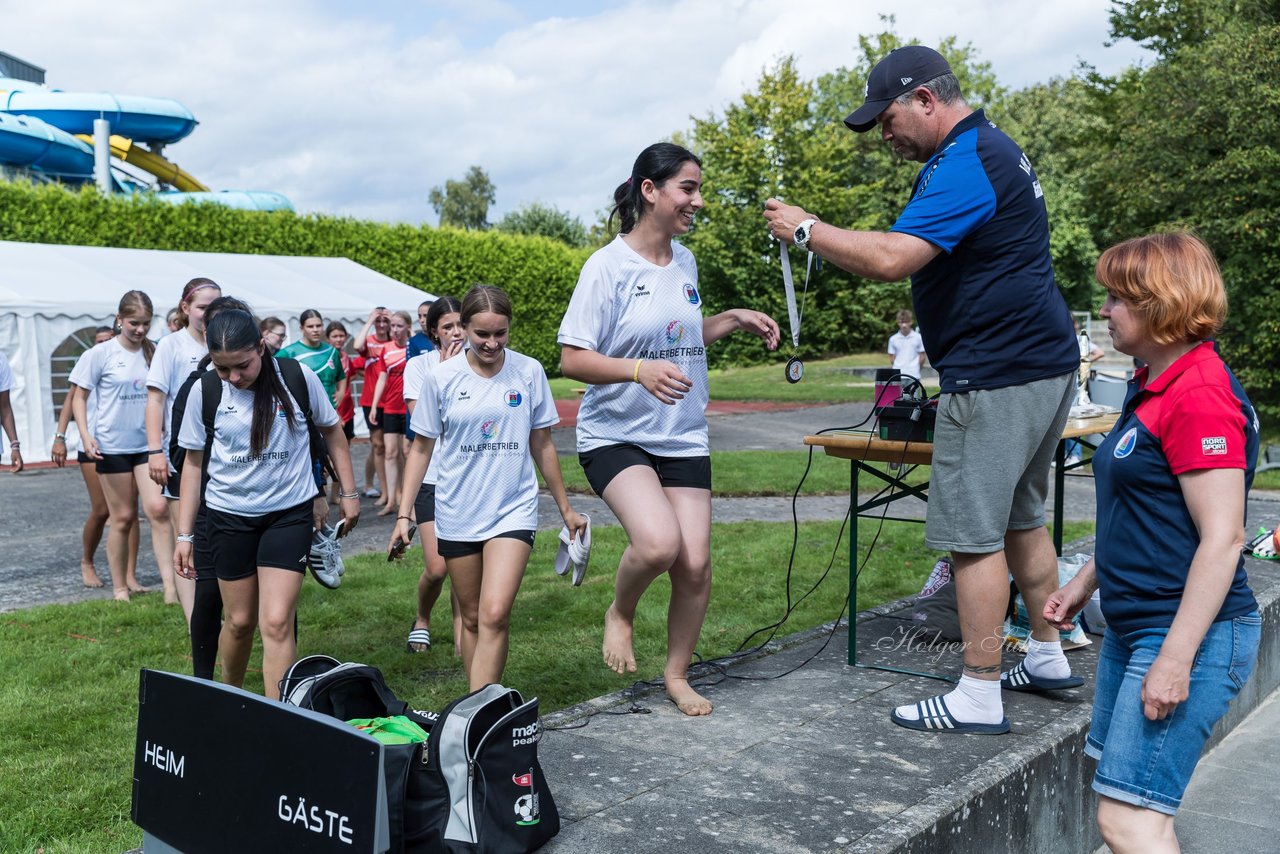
[0,240,432,319]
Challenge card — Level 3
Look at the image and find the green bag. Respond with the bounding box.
[347,714,430,745]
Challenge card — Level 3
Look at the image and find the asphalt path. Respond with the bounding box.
[0,401,1103,612]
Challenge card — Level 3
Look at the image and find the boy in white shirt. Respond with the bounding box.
[887,309,927,382]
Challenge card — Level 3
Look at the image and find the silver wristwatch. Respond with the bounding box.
[793,218,818,250]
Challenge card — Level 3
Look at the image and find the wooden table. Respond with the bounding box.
[803,412,1117,669]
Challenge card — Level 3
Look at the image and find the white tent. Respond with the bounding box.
[0,240,434,463]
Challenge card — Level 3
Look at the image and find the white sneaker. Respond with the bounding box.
[554,514,592,586]
[1064,454,1083,467]
[308,522,345,589]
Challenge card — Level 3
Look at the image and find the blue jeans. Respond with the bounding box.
[1085,612,1261,814]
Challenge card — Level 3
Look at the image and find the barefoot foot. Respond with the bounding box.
[112,589,131,602]
[666,677,712,716]
[376,504,395,517]
[81,562,104,589]
[602,604,637,675]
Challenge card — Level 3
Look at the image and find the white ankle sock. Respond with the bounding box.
[894,675,1004,724]
[1022,637,1070,680]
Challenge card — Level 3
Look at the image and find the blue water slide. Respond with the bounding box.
[0,78,196,144]
[150,190,294,211]
[0,111,95,180]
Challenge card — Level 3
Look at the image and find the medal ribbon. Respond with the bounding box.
[779,241,813,351]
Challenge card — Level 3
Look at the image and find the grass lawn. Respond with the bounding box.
[544,448,925,497]
[0,518,1092,852]
[548,353,938,403]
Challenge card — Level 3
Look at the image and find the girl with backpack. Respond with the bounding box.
[70,291,181,603]
[173,308,361,699]
[145,277,222,620]
[389,285,587,690]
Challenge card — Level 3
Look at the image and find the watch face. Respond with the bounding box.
[794,225,807,245]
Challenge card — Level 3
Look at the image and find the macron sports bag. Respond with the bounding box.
[422,683,560,853]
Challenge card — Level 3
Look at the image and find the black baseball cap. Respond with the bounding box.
[844,45,953,133]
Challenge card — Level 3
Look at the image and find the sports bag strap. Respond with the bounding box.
[276,356,336,489]
[198,370,221,498]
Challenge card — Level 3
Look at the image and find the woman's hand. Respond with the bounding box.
[174,541,195,580]
[82,435,102,460]
[1043,578,1091,632]
[312,495,329,532]
[148,453,169,486]
[1141,654,1192,720]
[636,359,691,405]
[51,437,67,468]
[736,309,781,351]
[9,446,22,473]
[387,515,414,559]
[562,509,588,543]
[440,338,464,362]
[339,496,360,535]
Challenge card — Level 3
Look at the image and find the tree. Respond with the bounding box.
[495,202,589,247]
[429,166,495,230]
[1082,1,1280,415]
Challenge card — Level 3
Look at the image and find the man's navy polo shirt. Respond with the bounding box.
[890,109,1077,393]
[1093,342,1258,634]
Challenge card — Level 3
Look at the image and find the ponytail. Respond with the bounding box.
[607,142,701,235]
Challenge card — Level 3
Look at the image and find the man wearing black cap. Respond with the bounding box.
[764,46,1081,735]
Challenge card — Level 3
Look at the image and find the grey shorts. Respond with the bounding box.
[924,372,1075,554]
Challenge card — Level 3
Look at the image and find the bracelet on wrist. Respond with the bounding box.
[632,359,644,383]
[8,441,18,449]
[338,490,360,500]
[397,515,414,523]
[147,449,164,455]
[54,432,66,440]
[176,533,196,543]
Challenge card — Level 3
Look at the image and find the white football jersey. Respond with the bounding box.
[148,328,208,464]
[178,362,338,515]
[558,236,709,456]
[404,349,443,485]
[68,338,150,454]
[410,349,558,540]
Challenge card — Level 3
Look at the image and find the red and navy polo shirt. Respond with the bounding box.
[1093,342,1258,633]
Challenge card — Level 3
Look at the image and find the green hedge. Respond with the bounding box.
[0,182,590,371]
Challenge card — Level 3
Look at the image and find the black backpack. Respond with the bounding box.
[168,356,335,498]
[280,655,440,854]
[419,683,560,853]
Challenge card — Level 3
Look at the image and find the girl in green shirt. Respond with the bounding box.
[278,309,347,406]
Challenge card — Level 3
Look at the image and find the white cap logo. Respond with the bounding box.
[900,76,913,85]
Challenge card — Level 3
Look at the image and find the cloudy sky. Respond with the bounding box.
[2,0,1150,226]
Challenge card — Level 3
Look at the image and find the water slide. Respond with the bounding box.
[0,77,292,210]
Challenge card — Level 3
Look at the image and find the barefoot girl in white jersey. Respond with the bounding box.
[390,285,587,689]
[70,291,182,603]
[558,143,780,716]
[173,309,361,699]
[401,296,465,654]
[53,326,140,589]
[145,277,222,621]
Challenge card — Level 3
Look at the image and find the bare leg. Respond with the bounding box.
[378,438,403,517]
[412,519,447,651]
[125,516,142,591]
[949,548,1011,680]
[599,466,683,675]
[370,428,388,506]
[466,538,532,690]
[79,461,109,587]
[363,438,377,493]
[217,575,259,689]
[98,471,140,601]
[1004,526,1061,642]
[661,487,714,716]
[447,552,484,678]
[257,567,306,700]
[1097,797,1180,854]
[134,466,182,610]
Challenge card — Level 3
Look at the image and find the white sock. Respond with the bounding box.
[894,675,1004,725]
[1022,637,1070,680]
